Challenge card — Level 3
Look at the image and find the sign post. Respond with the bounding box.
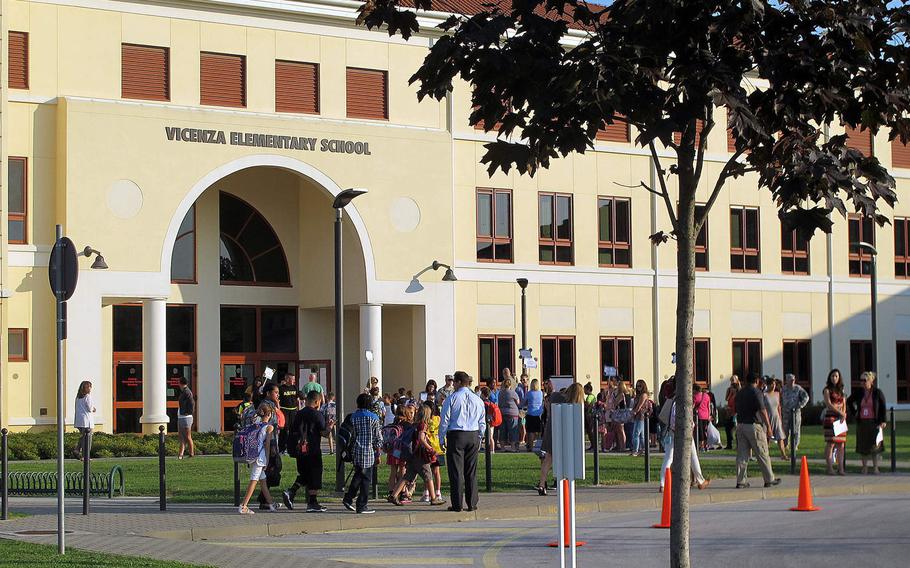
[549,403,586,568]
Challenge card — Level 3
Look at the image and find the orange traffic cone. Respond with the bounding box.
[790,456,821,512]
[547,479,586,547]
[652,468,672,529]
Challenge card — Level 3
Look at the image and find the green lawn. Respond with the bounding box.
[708,424,910,461]
[0,538,210,567]
[7,425,906,503]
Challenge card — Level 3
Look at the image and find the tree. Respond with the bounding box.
[356,0,909,565]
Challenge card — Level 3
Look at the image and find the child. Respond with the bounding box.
[234,394,252,431]
[425,400,445,502]
[388,404,445,506]
[323,392,337,454]
[239,403,280,514]
[386,404,408,496]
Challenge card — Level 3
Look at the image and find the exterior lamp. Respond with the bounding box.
[81,246,108,270]
[432,260,457,282]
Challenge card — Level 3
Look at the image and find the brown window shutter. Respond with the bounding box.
[346,67,387,120]
[122,44,169,101]
[893,139,910,169]
[845,126,873,156]
[275,60,319,114]
[596,117,630,143]
[9,31,29,89]
[201,52,246,108]
[674,120,705,147]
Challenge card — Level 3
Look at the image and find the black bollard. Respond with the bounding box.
[790,408,797,476]
[593,412,600,486]
[644,417,651,483]
[82,432,91,515]
[158,425,166,511]
[485,419,493,493]
[233,461,240,507]
[1,428,8,521]
[891,407,897,474]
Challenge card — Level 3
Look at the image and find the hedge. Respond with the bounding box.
[5,431,233,461]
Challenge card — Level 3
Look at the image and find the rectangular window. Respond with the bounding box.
[539,193,574,265]
[780,223,810,275]
[783,339,812,395]
[541,336,575,382]
[9,31,29,89]
[346,67,388,120]
[893,139,910,169]
[275,60,319,114]
[848,214,875,277]
[732,339,762,379]
[694,338,711,388]
[8,329,28,361]
[897,342,910,403]
[476,188,512,262]
[845,125,873,156]
[849,340,873,392]
[730,206,760,273]
[895,218,910,279]
[121,44,170,101]
[597,196,631,268]
[8,157,27,244]
[695,204,709,271]
[478,335,514,385]
[200,52,246,107]
[600,337,633,382]
[596,117,630,143]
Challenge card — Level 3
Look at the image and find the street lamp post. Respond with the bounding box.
[333,188,367,493]
[852,242,878,373]
[517,279,528,372]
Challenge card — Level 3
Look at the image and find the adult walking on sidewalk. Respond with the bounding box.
[781,374,810,453]
[342,393,383,514]
[847,371,887,475]
[439,371,486,512]
[734,373,781,489]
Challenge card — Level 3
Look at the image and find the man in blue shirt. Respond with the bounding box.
[439,371,486,512]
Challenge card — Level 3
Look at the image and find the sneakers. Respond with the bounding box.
[282,490,295,511]
[421,492,431,503]
[764,478,782,487]
[430,497,446,506]
[736,482,751,489]
[342,499,356,512]
[266,503,281,512]
[306,502,328,513]
[357,508,376,514]
[238,506,255,515]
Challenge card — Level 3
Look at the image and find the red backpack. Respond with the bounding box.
[485,401,503,427]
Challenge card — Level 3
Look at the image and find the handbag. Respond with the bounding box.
[612,408,633,424]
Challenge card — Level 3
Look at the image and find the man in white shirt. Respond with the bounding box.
[439,371,486,512]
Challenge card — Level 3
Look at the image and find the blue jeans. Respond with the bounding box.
[631,419,645,454]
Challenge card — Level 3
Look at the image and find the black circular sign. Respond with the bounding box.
[48,237,79,301]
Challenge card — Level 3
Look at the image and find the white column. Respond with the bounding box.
[359,303,383,393]
[140,298,169,433]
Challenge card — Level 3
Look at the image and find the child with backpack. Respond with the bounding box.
[480,387,503,453]
[238,403,281,514]
[425,400,445,502]
[388,404,445,506]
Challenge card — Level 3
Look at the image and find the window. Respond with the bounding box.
[541,336,575,382]
[895,218,910,279]
[596,117,630,143]
[694,338,711,388]
[893,138,910,169]
[600,337,633,381]
[695,204,709,270]
[476,188,512,262]
[221,306,297,354]
[346,67,388,120]
[9,31,28,89]
[730,206,760,272]
[732,339,762,379]
[219,192,290,286]
[8,157,27,244]
[845,125,873,156]
[478,335,514,385]
[896,342,910,403]
[539,193,573,265]
[275,60,319,114]
[200,52,246,107]
[121,44,169,101]
[780,222,810,275]
[8,329,28,361]
[171,205,196,283]
[849,340,873,392]
[166,306,196,353]
[783,340,812,395]
[597,197,631,267]
[848,214,875,277]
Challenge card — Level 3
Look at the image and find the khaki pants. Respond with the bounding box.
[736,423,775,485]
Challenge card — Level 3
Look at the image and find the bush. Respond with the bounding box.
[5,430,233,461]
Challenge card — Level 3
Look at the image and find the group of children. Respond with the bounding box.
[383,399,447,506]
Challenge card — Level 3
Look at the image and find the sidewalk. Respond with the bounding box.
[2,472,908,568]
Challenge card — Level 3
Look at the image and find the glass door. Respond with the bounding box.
[166,361,195,432]
[114,360,143,433]
[222,359,255,431]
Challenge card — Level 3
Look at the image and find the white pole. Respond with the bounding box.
[569,479,577,568]
[558,478,566,568]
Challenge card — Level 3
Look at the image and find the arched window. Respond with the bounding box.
[171,204,196,283]
[219,192,290,286]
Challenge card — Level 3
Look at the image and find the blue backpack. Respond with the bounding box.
[233,423,264,463]
[391,426,417,461]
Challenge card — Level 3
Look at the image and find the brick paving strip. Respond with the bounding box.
[1,474,908,568]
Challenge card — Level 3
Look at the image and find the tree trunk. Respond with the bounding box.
[670,189,697,568]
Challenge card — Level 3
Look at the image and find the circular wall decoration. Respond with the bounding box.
[390,197,421,233]
[106,179,144,219]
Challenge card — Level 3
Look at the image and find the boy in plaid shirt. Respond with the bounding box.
[342,393,382,514]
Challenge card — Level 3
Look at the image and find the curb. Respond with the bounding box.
[146,477,910,542]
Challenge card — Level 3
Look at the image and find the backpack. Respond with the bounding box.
[485,401,503,427]
[391,426,417,461]
[337,413,356,463]
[658,400,674,426]
[381,423,404,453]
[233,423,264,463]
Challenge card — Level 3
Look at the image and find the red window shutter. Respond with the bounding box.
[346,67,387,120]
[892,139,910,169]
[845,126,873,156]
[9,31,29,89]
[201,52,246,108]
[275,60,319,114]
[674,120,705,147]
[121,44,169,101]
[596,117,630,143]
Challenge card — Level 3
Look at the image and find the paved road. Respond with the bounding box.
[207,493,910,567]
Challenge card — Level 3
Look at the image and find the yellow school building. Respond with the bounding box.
[1,0,909,433]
